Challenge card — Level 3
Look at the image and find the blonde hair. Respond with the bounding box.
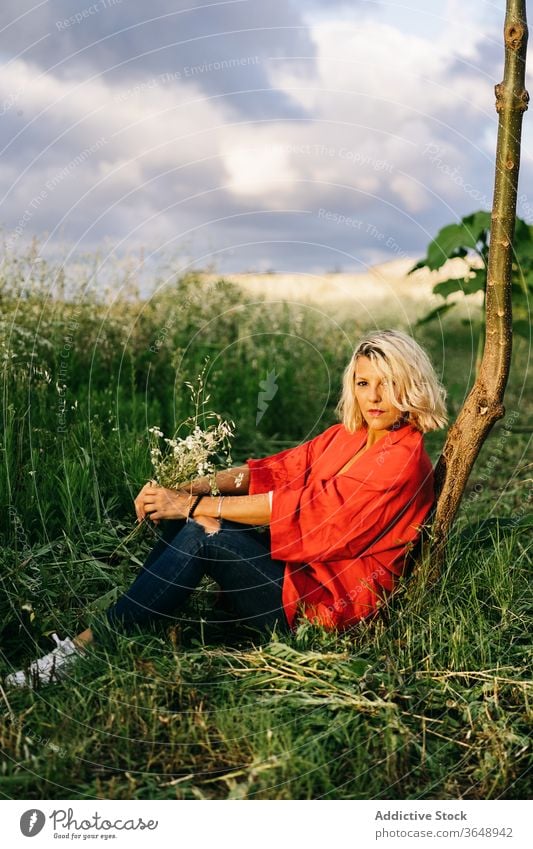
[335,329,448,433]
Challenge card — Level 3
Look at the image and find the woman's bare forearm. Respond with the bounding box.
[177,465,250,496]
[194,493,270,526]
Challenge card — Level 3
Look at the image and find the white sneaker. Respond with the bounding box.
[5,633,84,689]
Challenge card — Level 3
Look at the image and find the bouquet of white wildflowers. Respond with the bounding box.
[148,364,235,493]
[148,416,234,494]
[111,363,235,557]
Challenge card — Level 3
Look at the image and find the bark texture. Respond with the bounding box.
[426,0,529,577]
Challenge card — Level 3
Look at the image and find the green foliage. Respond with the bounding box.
[0,521,530,800]
[412,211,491,271]
[411,210,532,343]
[0,243,530,799]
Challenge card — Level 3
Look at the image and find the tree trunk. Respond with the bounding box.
[423,0,529,580]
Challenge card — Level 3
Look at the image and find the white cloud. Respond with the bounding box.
[222,140,295,197]
[389,174,428,214]
[1,1,531,272]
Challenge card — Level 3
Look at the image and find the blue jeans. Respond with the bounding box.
[94,518,291,641]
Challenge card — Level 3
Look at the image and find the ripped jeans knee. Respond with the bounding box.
[190,515,222,535]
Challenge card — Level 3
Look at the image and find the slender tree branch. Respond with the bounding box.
[424,0,529,577]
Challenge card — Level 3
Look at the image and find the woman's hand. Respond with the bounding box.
[134,481,192,524]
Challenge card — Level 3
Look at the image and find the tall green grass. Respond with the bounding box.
[0,245,531,799]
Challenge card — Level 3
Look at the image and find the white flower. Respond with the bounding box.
[146,369,235,490]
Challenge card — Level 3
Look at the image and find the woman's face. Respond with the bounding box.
[354,356,404,435]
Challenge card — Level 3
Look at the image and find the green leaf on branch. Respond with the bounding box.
[513,216,532,246]
[408,258,429,274]
[433,278,467,298]
[462,269,487,295]
[417,211,491,272]
[513,319,531,340]
[430,269,486,302]
[415,302,455,326]
[461,210,491,241]
[426,228,469,270]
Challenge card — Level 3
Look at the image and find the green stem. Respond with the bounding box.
[108,518,148,561]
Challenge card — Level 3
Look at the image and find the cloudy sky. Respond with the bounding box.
[1,0,532,278]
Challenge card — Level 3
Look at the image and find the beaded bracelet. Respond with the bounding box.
[187,494,204,522]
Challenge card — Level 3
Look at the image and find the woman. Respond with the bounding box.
[6,329,447,688]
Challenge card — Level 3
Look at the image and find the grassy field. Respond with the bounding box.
[0,246,531,799]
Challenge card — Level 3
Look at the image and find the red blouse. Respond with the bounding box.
[246,421,434,632]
